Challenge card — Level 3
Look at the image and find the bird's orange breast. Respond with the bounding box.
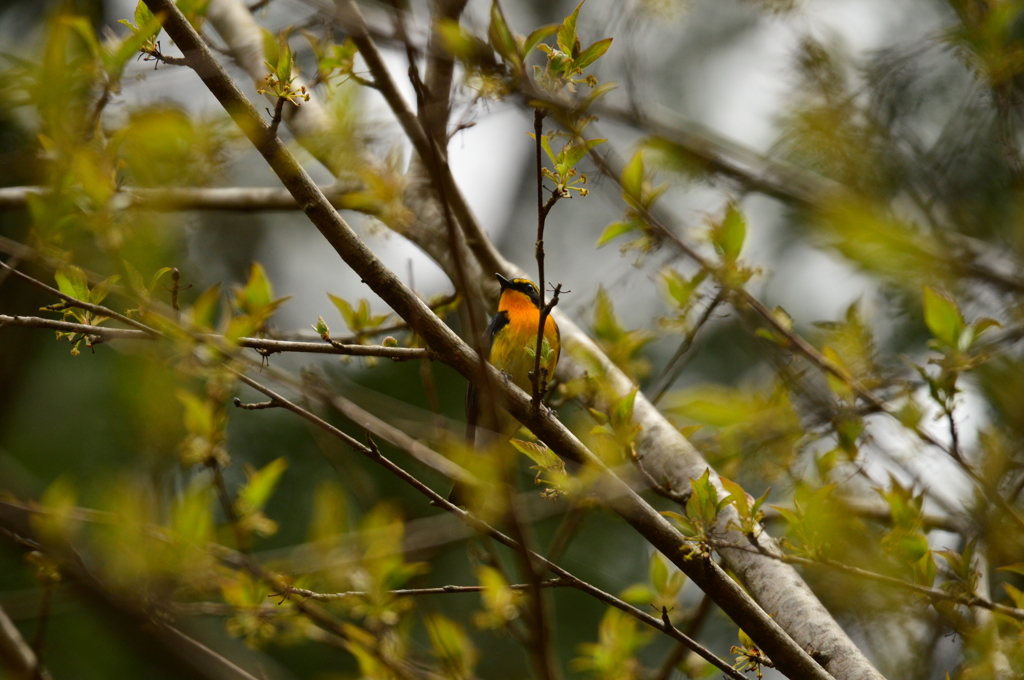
[492,290,560,388]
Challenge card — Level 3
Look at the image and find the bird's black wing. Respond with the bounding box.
[465,310,509,445]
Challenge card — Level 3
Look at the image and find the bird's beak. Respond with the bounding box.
[495,273,512,290]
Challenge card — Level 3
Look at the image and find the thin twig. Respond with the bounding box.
[267,96,287,137]
[0,314,431,360]
[283,579,568,601]
[647,290,724,404]
[0,261,159,336]
[653,594,714,680]
[714,539,1024,622]
[531,109,563,408]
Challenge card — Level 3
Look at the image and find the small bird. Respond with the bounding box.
[452,273,561,503]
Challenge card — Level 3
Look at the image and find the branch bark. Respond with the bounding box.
[0,185,363,212]
[0,603,52,680]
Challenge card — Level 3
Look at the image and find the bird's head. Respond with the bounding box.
[496,273,540,309]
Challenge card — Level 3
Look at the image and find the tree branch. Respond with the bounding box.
[0,185,364,212]
[283,579,568,601]
[0,603,52,680]
[0,315,430,360]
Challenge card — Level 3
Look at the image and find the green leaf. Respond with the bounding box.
[55,265,90,303]
[177,390,213,437]
[621,150,644,202]
[720,477,749,517]
[510,439,561,468]
[540,134,556,164]
[148,267,173,293]
[562,138,605,169]
[277,32,292,82]
[488,1,519,65]
[661,268,705,308]
[111,11,163,75]
[618,583,656,604]
[124,260,145,294]
[997,563,1024,577]
[751,487,771,516]
[712,204,745,261]
[613,388,638,426]
[262,28,279,70]
[172,478,214,546]
[922,287,963,349]
[239,457,288,513]
[523,24,557,55]
[574,37,612,70]
[190,283,222,330]
[240,263,273,310]
[89,275,120,305]
[597,220,637,247]
[557,1,584,57]
[135,0,155,27]
[312,315,330,337]
[329,293,358,329]
[649,552,668,593]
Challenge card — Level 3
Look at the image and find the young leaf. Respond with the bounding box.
[190,283,222,330]
[575,37,612,70]
[55,265,90,303]
[89,275,120,305]
[712,204,746,261]
[277,32,292,82]
[488,1,519,65]
[329,293,358,329]
[239,457,289,513]
[557,1,584,57]
[922,286,963,349]
[523,24,557,55]
[596,220,637,247]
[621,150,644,201]
[562,138,605,169]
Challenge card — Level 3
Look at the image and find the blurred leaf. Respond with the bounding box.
[189,283,222,330]
[424,613,478,680]
[55,265,90,302]
[238,457,288,513]
[923,286,963,349]
[488,1,519,65]
[597,220,637,247]
[711,203,745,262]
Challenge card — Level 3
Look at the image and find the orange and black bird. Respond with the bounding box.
[452,274,560,503]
